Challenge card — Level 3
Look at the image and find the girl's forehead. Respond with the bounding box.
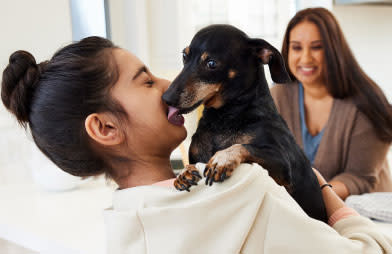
[113,49,144,75]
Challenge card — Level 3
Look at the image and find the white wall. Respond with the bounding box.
[0,0,72,184]
[332,4,392,101]
[108,0,151,66]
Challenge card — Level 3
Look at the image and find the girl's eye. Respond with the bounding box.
[146,79,154,86]
[291,46,301,51]
[312,45,323,50]
[206,60,217,69]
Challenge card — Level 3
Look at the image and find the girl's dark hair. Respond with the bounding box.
[281,7,392,142]
[1,36,127,177]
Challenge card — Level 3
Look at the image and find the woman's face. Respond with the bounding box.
[288,21,325,86]
[110,49,187,157]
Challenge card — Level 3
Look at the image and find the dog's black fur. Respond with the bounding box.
[162,25,327,222]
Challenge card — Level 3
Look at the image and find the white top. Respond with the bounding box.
[0,177,115,254]
[104,163,392,254]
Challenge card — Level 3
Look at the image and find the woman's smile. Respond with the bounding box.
[297,65,318,76]
[288,21,325,87]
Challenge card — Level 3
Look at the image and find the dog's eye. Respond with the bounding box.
[206,60,217,69]
[182,52,188,64]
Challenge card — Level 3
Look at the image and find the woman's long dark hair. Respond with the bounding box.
[1,37,127,177]
[281,7,392,142]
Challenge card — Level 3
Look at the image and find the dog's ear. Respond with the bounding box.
[249,38,291,84]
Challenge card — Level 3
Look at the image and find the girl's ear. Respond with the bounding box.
[85,113,124,146]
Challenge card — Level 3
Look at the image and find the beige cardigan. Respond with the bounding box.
[104,163,392,254]
[270,83,392,195]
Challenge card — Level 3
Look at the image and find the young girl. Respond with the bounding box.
[2,36,391,253]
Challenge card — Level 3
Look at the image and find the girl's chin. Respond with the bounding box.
[170,128,187,147]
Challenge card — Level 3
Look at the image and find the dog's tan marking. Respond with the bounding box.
[180,82,223,109]
[235,134,254,145]
[210,144,249,168]
[228,69,237,79]
[205,93,223,108]
[190,144,199,157]
[201,52,209,61]
[184,47,190,55]
[260,48,273,64]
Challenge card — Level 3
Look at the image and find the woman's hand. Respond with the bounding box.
[312,168,346,219]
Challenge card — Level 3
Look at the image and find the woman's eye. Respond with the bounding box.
[312,45,323,50]
[291,46,301,51]
[206,60,217,69]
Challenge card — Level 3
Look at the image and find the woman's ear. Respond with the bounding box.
[85,113,124,146]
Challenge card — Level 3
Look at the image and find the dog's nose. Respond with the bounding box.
[162,91,176,107]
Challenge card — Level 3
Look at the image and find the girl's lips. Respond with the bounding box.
[167,106,185,126]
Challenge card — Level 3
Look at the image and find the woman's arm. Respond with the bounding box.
[331,112,390,196]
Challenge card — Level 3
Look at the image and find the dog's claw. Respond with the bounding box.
[209,171,217,186]
[203,167,209,177]
[186,178,198,186]
[191,171,202,178]
[205,168,212,185]
[220,171,226,182]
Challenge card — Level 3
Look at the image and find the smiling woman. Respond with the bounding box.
[270,7,392,200]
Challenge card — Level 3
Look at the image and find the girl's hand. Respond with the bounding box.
[312,168,346,219]
[313,168,350,200]
[312,168,327,186]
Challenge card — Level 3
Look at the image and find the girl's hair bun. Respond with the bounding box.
[1,50,46,127]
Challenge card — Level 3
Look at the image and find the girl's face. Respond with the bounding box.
[288,21,325,87]
[111,49,187,158]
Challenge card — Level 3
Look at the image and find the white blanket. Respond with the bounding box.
[346,192,392,223]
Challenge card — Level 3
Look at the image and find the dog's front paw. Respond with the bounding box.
[174,164,202,192]
[204,144,245,186]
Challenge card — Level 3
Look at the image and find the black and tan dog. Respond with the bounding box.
[162,24,327,222]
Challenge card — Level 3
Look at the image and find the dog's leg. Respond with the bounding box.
[188,131,215,164]
[204,144,250,185]
[204,144,292,189]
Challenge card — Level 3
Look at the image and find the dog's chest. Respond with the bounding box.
[194,125,252,151]
[213,132,252,149]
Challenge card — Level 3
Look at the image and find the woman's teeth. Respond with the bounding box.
[299,66,316,74]
[301,66,315,71]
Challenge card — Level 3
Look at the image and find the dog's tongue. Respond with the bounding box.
[167,106,185,126]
